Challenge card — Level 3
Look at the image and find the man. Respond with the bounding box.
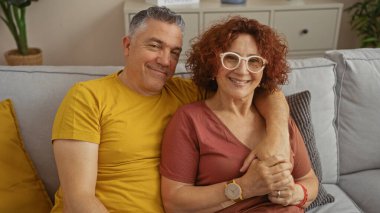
[51,6,290,213]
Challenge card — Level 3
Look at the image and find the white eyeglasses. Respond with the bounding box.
[220,52,267,73]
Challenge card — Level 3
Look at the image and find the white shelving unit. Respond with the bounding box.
[124,0,343,59]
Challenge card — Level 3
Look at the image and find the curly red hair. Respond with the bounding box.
[186,16,289,92]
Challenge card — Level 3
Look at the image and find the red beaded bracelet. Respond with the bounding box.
[295,183,308,208]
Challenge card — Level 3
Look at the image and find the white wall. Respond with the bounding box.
[0,0,360,65]
[0,0,126,65]
[336,0,361,49]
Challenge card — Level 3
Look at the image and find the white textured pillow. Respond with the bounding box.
[282,58,337,184]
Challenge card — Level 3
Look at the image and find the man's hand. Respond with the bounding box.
[240,133,290,172]
[243,89,291,172]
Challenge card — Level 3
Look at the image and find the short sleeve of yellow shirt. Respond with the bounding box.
[52,82,101,143]
[51,72,205,213]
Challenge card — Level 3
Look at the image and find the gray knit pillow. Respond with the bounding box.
[286,90,335,210]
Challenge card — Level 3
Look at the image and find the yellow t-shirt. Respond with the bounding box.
[51,71,204,213]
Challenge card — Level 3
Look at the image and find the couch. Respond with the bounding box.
[0,48,379,212]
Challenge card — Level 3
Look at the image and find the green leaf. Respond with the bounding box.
[362,37,378,43]
[346,0,380,48]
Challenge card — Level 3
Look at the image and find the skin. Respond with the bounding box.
[53,19,291,213]
[120,19,183,96]
[241,91,290,172]
[53,141,107,213]
[161,34,318,212]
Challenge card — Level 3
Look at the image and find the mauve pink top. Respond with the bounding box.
[160,101,311,212]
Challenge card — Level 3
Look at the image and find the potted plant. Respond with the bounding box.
[345,0,380,47]
[0,0,42,65]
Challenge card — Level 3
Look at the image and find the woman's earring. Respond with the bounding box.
[209,77,218,91]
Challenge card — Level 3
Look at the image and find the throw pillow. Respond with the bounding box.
[286,91,335,210]
[0,99,52,212]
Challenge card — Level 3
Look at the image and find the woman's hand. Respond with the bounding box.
[268,169,319,208]
[267,177,301,206]
[237,156,293,199]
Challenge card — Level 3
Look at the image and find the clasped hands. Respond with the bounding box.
[239,155,299,207]
[238,133,298,207]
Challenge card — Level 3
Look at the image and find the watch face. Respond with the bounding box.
[225,183,241,200]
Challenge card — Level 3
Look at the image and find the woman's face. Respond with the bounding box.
[215,33,264,100]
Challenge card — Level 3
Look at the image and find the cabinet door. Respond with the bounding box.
[127,12,199,60]
[180,13,200,59]
[273,9,339,51]
[203,11,270,32]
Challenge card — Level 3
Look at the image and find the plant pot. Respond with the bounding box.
[4,48,43,65]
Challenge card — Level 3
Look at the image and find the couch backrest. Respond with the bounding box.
[281,58,338,184]
[325,49,380,175]
[0,56,343,200]
[0,66,122,200]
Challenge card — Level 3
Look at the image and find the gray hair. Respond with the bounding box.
[128,6,185,37]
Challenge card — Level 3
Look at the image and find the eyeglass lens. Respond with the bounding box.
[222,53,265,72]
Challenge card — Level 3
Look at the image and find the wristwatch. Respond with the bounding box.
[224,179,244,202]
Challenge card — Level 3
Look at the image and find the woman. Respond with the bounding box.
[160,16,318,212]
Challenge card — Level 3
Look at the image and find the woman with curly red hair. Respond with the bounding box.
[160,16,318,212]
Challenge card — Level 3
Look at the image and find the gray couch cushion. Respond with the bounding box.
[307,184,362,213]
[286,91,334,210]
[0,66,122,200]
[325,49,380,174]
[282,58,338,184]
[339,170,380,213]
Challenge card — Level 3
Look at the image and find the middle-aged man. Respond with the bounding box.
[51,6,290,213]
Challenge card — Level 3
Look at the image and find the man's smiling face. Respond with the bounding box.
[123,18,183,96]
